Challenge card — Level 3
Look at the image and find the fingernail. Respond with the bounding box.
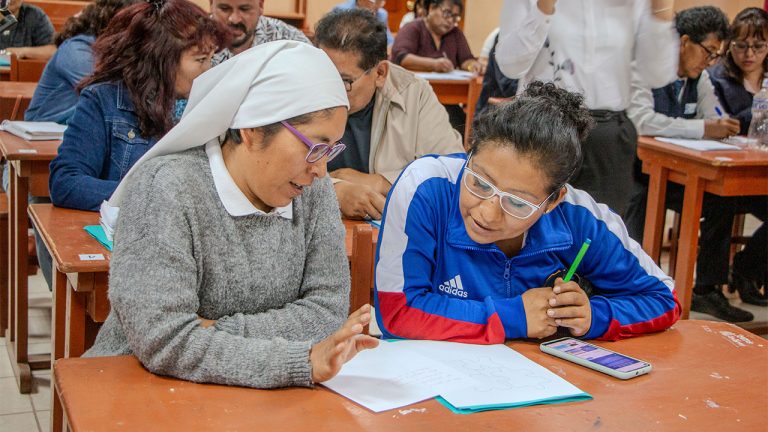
[547,309,555,317]
[549,298,557,306]
[555,319,562,325]
[553,286,561,293]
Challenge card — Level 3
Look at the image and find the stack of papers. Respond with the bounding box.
[1,120,66,141]
[323,340,591,414]
[656,137,742,151]
[99,200,119,242]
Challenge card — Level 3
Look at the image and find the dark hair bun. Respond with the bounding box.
[522,81,595,141]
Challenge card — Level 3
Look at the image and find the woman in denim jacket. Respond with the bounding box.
[25,0,139,124]
[48,0,229,211]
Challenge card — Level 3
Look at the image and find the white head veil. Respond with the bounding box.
[107,40,349,208]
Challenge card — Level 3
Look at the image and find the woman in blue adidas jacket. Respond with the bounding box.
[374,82,680,343]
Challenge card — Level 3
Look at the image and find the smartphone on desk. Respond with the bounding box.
[540,337,652,380]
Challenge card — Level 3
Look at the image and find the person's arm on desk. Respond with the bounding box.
[697,73,741,138]
[49,87,118,211]
[333,178,387,220]
[627,69,740,139]
[391,22,453,72]
[110,174,376,387]
[565,204,681,341]
[5,44,56,60]
[401,54,454,72]
[461,58,485,75]
[376,170,535,343]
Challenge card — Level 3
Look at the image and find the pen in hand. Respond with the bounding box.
[563,239,591,283]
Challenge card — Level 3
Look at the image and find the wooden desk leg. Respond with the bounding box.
[6,164,17,344]
[642,164,669,263]
[51,268,66,361]
[65,286,88,358]
[674,175,705,319]
[51,365,64,432]
[0,206,7,336]
[7,164,32,393]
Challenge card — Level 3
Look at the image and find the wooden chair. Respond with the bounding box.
[463,76,483,150]
[349,224,375,315]
[26,0,87,32]
[9,54,47,82]
[666,212,750,279]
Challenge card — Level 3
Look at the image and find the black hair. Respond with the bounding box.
[469,81,594,196]
[225,109,335,147]
[723,8,768,83]
[674,6,729,43]
[314,9,387,71]
[423,0,462,14]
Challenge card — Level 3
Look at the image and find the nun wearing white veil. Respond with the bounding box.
[84,41,379,388]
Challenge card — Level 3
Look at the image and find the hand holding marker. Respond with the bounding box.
[563,239,591,283]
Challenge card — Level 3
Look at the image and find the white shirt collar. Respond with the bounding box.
[205,141,293,219]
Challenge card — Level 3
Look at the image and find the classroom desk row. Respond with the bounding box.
[52,320,767,432]
[20,201,380,431]
[1,131,60,394]
[636,137,768,319]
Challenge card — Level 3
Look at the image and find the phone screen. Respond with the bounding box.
[547,339,647,372]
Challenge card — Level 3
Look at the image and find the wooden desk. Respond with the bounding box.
[421,76,482,149]
[28,204,110,360]
[0,131,60,393]
[0,66,10,82]
[53,320,767,431]
[29,204,109,431]
[637,136,768,319]
[0,81,37,121]
[343,220,379,314]
[26,0,88,33]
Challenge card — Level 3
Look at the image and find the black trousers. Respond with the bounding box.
[571,110,639,218]
[626,182,767,286]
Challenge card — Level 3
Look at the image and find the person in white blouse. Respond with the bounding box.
[495,0,678,218]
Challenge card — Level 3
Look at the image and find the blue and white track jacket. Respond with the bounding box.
[374,154,680,343]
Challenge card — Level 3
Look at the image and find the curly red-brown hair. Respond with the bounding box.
[81,0,230,138]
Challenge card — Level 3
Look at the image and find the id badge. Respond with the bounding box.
[684,103,697,115]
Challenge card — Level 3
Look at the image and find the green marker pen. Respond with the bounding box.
[563,239,591,282]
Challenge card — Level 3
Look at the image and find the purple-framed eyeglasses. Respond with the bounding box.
[281,121,346,163]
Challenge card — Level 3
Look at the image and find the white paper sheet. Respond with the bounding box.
[323,340,588,412]
[414,70,475,81]
[322,341,467,412]
[405,341,586,408]
[656,137,742,151]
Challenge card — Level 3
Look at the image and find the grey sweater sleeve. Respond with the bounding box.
[215,176,350,342]
[109,161,313,388]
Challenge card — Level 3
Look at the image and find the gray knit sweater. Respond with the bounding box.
[84,147,350,388]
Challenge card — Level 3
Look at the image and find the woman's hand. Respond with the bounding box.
[548,277,592,337]
[522,287,558,339]
[432,57,454,72]
[310,304,380,383]
[197,316,217,328]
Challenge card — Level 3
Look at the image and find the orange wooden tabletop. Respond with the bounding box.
[55,320,767,431]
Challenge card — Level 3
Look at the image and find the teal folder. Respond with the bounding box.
[84,225,113,252]
[436,393,593,414]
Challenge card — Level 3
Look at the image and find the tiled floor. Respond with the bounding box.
[0,272,52,432]
[0,212,765,432]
